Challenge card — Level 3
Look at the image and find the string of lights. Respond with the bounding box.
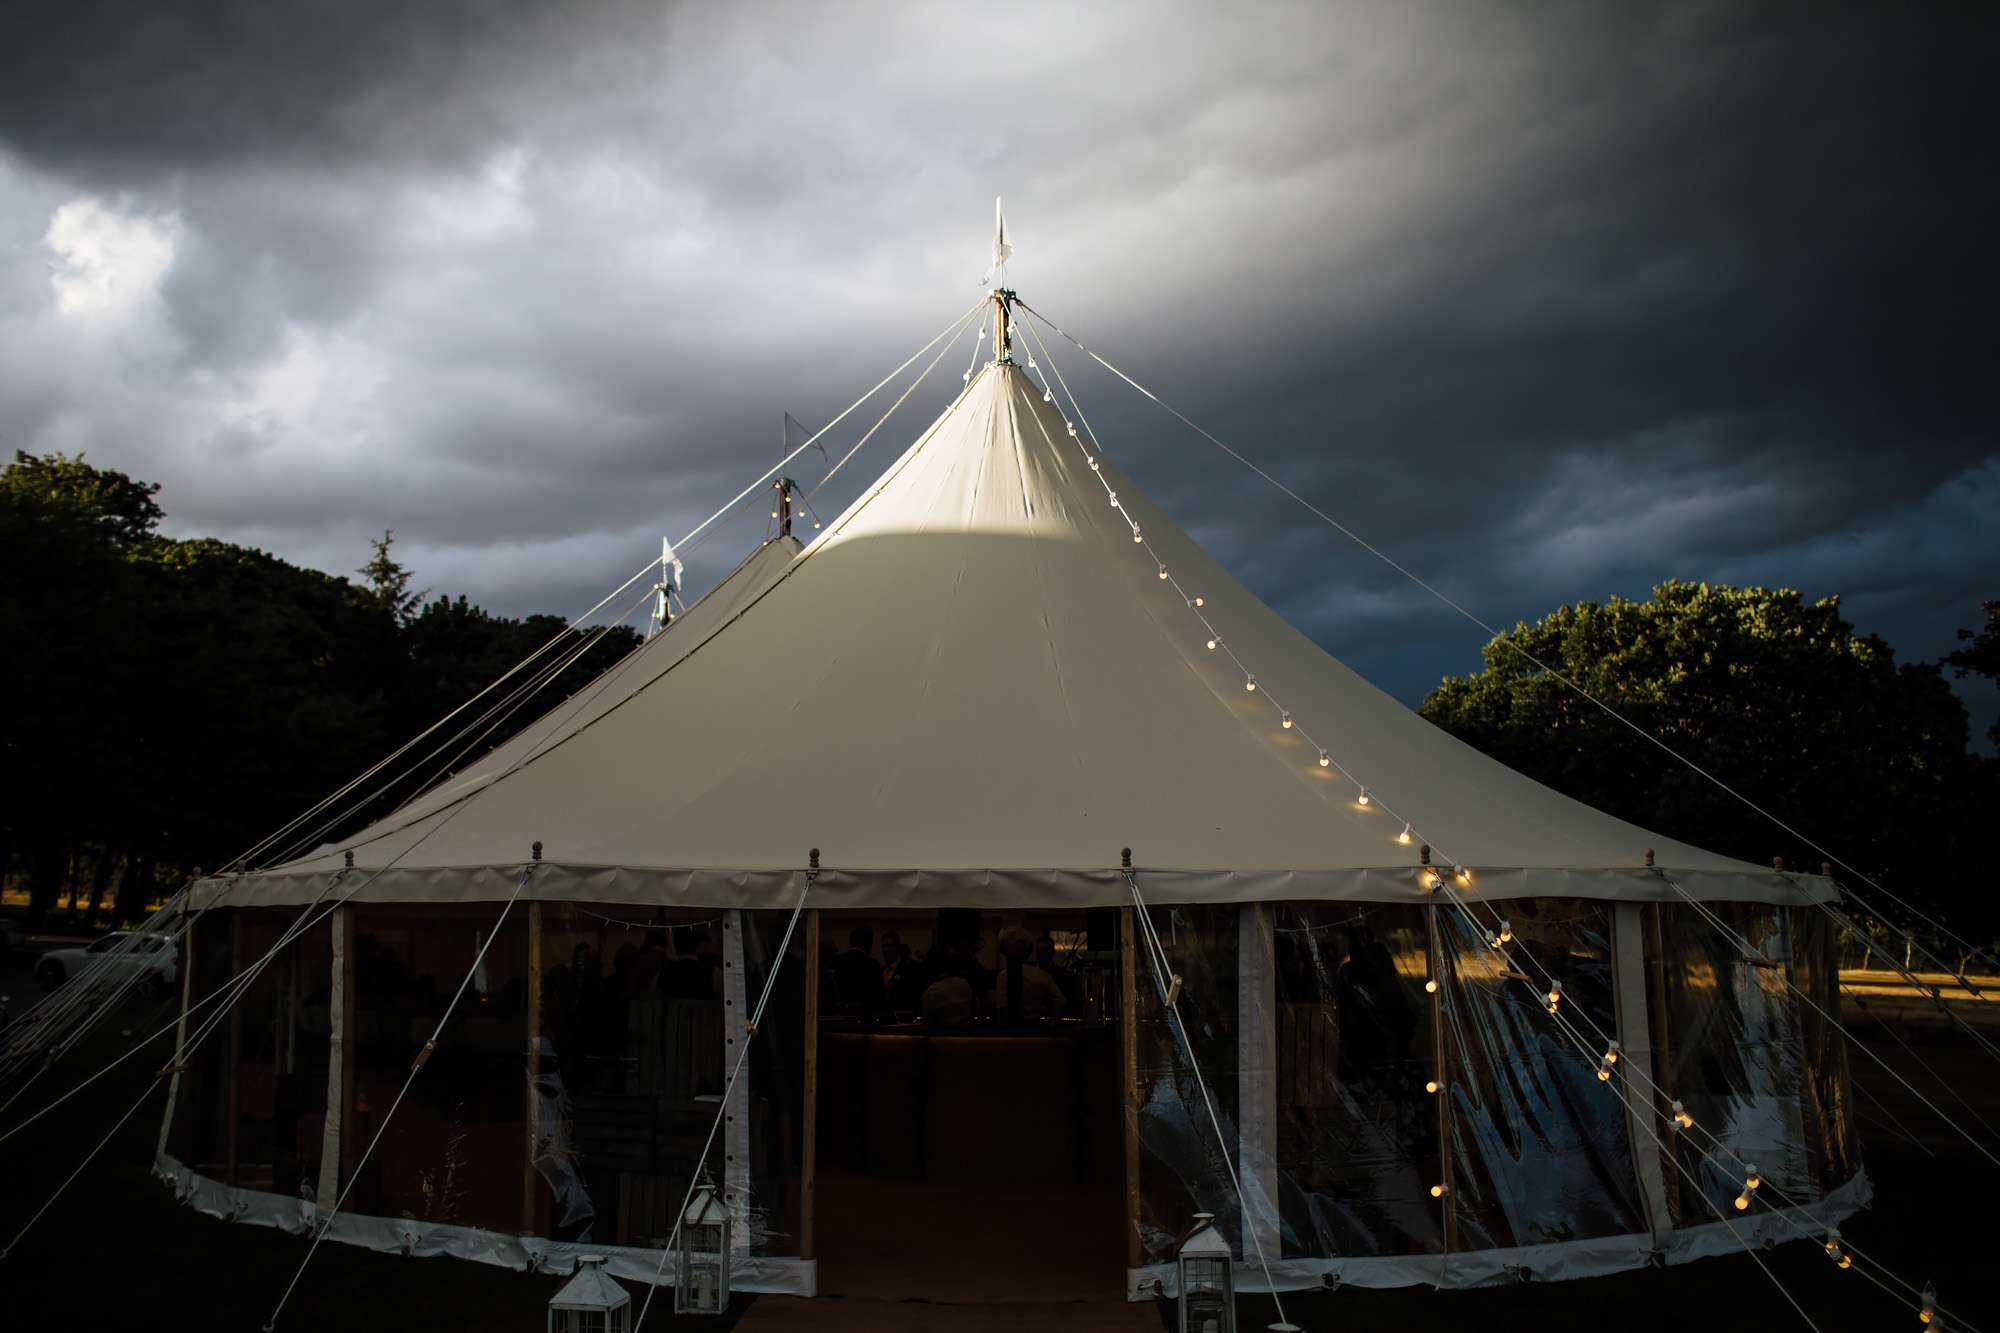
[1017,299,2000,990]
[1017,307,1958,1330]
[1657,872,2000,1172]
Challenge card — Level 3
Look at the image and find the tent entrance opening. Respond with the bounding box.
[812,909,1126,1302]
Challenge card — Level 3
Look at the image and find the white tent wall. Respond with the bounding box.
[1125,896,1863,1295]
[155,892,1860,1297]
[157,334,1858,1297]
[193,364,1831,915]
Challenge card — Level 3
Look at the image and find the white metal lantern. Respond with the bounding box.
[548,1254,630,1333]
[676,1181,732,1314]
[1177,1212,1235,1333]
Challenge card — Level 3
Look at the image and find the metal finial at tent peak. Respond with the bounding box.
[532,841,543,862]
[808,847,820,870]
[1822,861,1834,877]
[344,849,354,869]
[1419,844,1431,866]
[1643,848,1654,867]
[1121,847,1133,869]
[1773,855,1786,872]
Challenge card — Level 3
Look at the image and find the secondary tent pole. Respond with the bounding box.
[1120,899,1142,1279]
[314,907,350,1211]
[522,900,542,1233]
[801,908,820,1264]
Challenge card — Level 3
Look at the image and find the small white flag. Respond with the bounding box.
[661,537,684,591]
[979,195,1013,286]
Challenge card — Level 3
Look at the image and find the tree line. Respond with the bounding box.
[4,449,1994,958]
[0,451,640,925]
[1420,583,2000,960]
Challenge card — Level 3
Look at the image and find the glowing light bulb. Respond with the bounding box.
[1597,1064,1612,1083]
[1397,823,1413,845]
[1671,1100,1695,1130]
[1425,978,1439,994]
[1280,711,1293,729]
[1497,921,1513,944]
[1133,529,1143,543]
[1602,1040,1617,1063]
[1318,751,1330,768]
[1067,424,1077,437]
[1090,458,1101,471]
[964,371,972,383]
[1245,675,1257,692]
[1043,390,1053,402]
[1425,1079,1440,1094]
[1733,1193,1750,1212]
[1357,788,1370,806]
[1430,1183,1448,1199]
[1836,1254,1850,1270]
[1546,980,1563,1011]
[1744,1168,1761,1192]
[1206,637,1218,651]
[1193,595,1204,608]
[1028,357,1037,369]
[1158,565,1169,580]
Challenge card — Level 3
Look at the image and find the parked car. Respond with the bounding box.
[34,932,179,999]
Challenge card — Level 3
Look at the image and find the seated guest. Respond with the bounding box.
[919,971,974,1026]
[833,923,886,1014]
[919,937,981,1026]
[994,927,1066,1024]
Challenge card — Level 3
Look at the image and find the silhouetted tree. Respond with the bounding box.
[1421,581,1988,944]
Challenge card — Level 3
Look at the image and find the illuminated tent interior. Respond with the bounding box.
[160,295,1862,1303]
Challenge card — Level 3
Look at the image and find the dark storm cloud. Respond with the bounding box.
[0,2,1995,739]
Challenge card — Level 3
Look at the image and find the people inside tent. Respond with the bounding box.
[834,924,886,1016]
[1034,930,1082,1012]
[879,930,924,1014]
[994,927,1068,1024]
[919,935,983,1026]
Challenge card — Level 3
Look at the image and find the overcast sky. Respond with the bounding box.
[2,2,1994,740]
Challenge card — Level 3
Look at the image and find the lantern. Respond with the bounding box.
[676,1181,732,1314]
[547,1254,629,1333]
[1177,1212,1234,1333]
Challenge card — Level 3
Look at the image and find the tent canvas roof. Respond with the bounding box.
[203,361,1821,910]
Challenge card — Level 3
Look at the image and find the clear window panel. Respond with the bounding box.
[1436,898,1645,1249]
[1270,902,1441,1258]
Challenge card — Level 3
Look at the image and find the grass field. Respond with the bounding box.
[2,948,1993,1332]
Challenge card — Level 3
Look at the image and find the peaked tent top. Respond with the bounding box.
[205,361,1821,911]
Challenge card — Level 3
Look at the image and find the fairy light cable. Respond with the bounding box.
[1017,299,2000,984]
